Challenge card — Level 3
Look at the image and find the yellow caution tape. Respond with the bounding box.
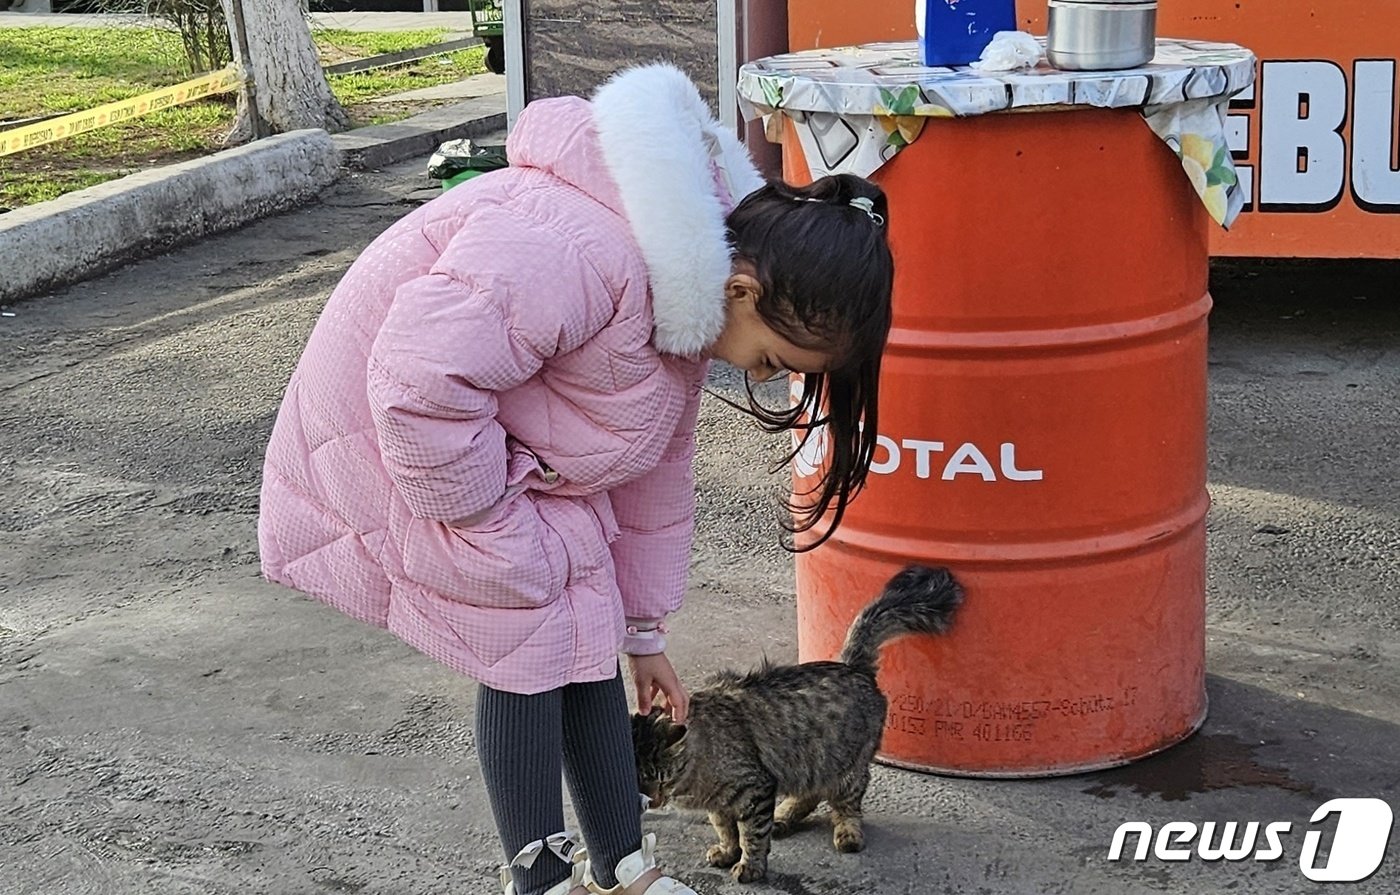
[0,66,242,158]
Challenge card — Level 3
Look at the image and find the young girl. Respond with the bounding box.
[258,64,894,895]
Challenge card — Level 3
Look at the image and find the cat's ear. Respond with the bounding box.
[662,722,688,749]
[632,708,665,729]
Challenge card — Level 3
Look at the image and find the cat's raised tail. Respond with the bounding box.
[837,565,963,674]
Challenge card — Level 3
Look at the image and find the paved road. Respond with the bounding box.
[1,160,1398,894]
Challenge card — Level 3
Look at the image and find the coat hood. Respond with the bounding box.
[591,64,765,355]
[510,64,766,356]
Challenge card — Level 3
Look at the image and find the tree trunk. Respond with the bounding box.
[220,0,350,144]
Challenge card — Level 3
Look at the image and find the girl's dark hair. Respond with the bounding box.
[724,173,894,551]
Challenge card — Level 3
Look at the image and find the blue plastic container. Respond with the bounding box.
[916,0,1018,67]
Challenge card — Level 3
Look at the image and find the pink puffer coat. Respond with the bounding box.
[258,65,765,694]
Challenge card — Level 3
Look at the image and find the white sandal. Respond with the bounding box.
[583,833,698,895]
[500,832,589,895]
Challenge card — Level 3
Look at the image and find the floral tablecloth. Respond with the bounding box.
[737,38,1257,227]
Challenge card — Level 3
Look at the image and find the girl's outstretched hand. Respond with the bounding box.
[627,652,689,724]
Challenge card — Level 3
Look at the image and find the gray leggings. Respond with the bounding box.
[477,671,641,894]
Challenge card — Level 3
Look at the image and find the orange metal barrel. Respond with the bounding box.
[787,108,1211,776]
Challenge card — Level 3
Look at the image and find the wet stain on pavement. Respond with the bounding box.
[1081,734,1314,802]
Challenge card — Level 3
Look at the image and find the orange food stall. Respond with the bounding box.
[786,0,1400,259]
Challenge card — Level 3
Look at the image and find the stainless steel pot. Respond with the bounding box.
[1047,0,1158,71]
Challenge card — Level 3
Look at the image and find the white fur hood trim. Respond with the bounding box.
[591,64,766,357]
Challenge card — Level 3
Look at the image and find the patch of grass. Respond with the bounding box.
[1,26,490,210]
[0,30,234,211]
[47,100,234,160]
[312,28,451,59]
[328,48,486,106]
[2,169,128,208]
[0,101,230,210]
[0,26,191,119]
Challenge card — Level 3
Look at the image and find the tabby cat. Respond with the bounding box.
[631,565,963,883]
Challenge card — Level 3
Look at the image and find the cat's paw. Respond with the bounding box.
[731,859,768,884]
[833,822,865,853]
[771,820,794,839]
[706,844,741,868]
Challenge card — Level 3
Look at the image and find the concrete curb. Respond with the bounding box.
[1,130,340,304]
[2,95,506,303]
[333,94,506,170]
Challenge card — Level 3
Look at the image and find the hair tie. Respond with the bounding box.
[848,196,885,227]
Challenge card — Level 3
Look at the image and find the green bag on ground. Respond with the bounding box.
[428,139,509,190]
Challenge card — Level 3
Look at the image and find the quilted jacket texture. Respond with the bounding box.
[257,65,765,693]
